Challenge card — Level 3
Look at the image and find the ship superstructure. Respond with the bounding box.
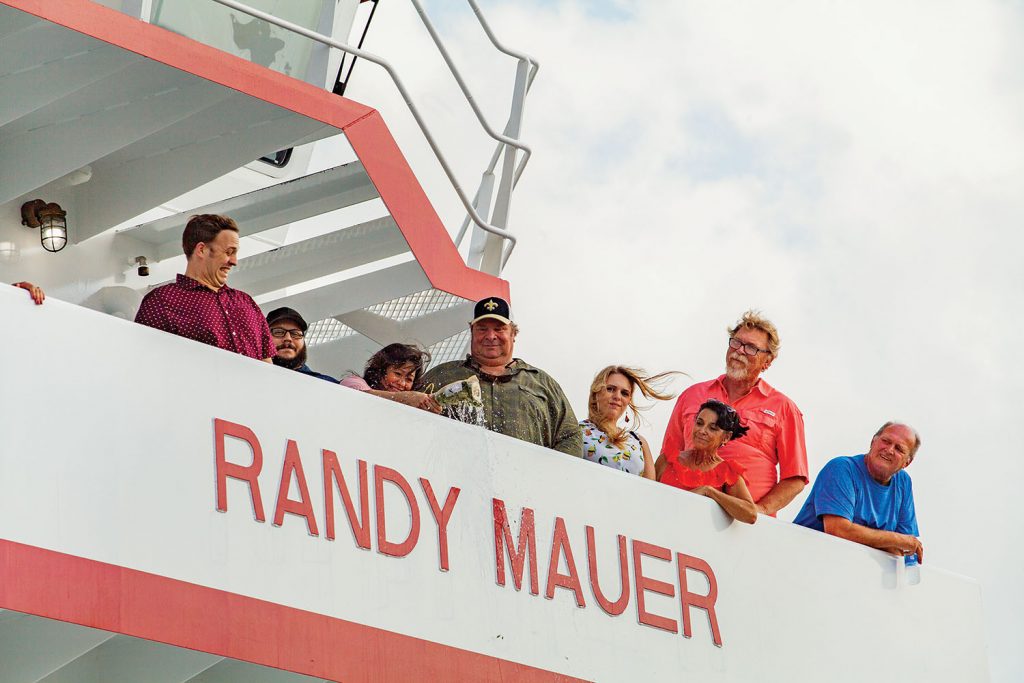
[1,0,529,367]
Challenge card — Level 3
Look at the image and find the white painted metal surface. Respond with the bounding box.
[0,289,990,681]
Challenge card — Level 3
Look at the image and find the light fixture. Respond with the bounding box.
[21,199,68,253]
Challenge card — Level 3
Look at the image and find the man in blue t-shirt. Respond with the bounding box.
[794,421,923,564]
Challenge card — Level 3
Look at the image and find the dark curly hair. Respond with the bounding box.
[363,343,431,390]
[698,399,749,440]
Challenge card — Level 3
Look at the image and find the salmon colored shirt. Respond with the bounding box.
[660,376,808,506]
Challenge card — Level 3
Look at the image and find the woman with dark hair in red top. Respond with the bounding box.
[659,399,758,524]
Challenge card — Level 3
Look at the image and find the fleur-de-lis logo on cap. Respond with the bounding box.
[483,299,499,311]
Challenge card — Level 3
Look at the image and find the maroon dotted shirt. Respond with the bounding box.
[135,274,276,360]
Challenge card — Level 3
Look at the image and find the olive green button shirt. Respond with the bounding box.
[420,357,582,457]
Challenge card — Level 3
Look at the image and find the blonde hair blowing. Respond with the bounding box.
[588,366,681,448]
[728,309,781,358]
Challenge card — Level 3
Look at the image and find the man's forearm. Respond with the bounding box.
[823,517,918,557]
[756,476,806,515]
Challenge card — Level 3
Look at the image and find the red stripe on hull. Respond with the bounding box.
[0,539,587,682]
[346,112,511,300]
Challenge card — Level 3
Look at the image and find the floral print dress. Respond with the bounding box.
[580,419,646,476]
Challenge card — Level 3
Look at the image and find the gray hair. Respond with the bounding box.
[873,421,922,462]
[727,310,781,358]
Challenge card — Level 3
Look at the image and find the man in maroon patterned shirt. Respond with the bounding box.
[134,214,275,362]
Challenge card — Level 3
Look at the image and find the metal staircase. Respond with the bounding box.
[0,0,536,373]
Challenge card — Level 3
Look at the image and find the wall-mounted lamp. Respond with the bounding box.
[21,199,68,253]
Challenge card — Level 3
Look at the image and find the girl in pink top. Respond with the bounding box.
[339,343,440,413]
[659,399,758,524]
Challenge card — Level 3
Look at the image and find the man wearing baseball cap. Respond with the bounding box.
[265,307,338,383]
[419,296,582,457]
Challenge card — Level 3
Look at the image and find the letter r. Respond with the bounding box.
[214,418,265,522]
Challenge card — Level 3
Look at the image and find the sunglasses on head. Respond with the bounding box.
[704,399,736,415]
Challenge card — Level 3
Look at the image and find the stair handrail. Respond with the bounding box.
[408,3,539,183]
[207,0,523,267]
[408,0,535,172]
[453,71,540,250]
[465,0,541,186]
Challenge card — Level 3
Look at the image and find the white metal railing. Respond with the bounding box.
[408,0,537,272]
[467,0,539,192]
[207,0,537,271]
[452,72,538,256]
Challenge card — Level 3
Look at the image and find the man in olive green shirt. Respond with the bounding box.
[419,297,582,457]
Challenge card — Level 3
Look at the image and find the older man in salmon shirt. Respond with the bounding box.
[656,311,808,516]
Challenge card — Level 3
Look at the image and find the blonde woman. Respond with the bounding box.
[581,366,677,479]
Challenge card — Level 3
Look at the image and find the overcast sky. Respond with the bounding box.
[347,1,1024,678]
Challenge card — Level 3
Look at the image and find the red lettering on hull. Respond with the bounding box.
[213,418,265,522]
[212,418,726,648]
[546,516,586,607]
[374,465,421,557]
[493,498,539,595]
[586,526,630,616]
[323,452,371,548]
[677,553,723,647]
[632,540,678,633]
[490,503,724,646]
[272,440,319,536]
[421,479,461,571]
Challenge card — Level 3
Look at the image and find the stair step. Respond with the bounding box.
[230,216,410,297]
[119,162,381,260]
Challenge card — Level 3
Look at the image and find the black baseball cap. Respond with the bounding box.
[471,297,512,325]
[266,307,308,332]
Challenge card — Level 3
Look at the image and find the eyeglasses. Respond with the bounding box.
[270,327,304,340]
[728,337,769,356]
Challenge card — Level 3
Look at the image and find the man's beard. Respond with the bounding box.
[725,355,750,381]
[273,345,307,370]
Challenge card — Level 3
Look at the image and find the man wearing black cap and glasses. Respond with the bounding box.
[266,307,338,383]
[419,297,582,457]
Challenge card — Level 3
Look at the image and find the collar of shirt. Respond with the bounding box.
[463,355,535,382]
[712,373,772,400]
[176,273,232,293]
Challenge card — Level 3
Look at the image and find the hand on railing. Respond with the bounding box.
[12,281,45,305]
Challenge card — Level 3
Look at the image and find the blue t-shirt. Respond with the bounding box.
[794,454,918,564]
